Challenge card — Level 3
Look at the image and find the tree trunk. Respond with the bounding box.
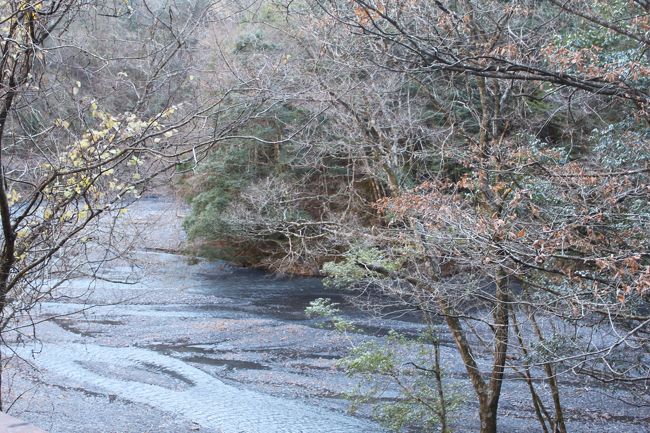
[478,397,498,433]
[530,312,567,433]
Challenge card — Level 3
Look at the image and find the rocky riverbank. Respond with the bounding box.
[5,195,648,433]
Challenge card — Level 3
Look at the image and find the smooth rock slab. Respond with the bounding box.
[20,343,377,433]
[0,412,47,433]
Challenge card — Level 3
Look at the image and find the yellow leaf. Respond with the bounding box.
[8,189,21,205]
[105,117,118,130]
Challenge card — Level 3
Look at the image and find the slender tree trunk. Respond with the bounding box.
[439,302,501,433]
[530,312,567,433]
[423,312,451,433]
[512,311,551,433]
[478,396,499,433]
[470,268,511,433]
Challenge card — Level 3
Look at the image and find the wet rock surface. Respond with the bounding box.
[6,196,648,433]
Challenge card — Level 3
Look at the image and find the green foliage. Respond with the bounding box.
[19,109,46,136]
[233,30,276,53]
[340,330,462,432]
[322,245,404,287]
[257,0,292,24]
[341,340,396,376]
[591,122,650,169]
[305,298,461,432]
[526,333,583,365]
[558,0,639,51]
[305,298,358,332]
[551,0,649,85]
[305,297,341,318]
[183,103,310,250]
[183,143,260,241]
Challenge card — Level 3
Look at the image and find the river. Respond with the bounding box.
[6,196,648,433]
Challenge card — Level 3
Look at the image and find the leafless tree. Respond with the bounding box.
[191,1,650,432]
[0,0,273,408]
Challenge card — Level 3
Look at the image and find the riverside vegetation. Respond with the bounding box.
[0,1,647,432]
[181,1,650,433]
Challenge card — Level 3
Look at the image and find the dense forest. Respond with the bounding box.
[0,1,647,432]
[181,1,650,432]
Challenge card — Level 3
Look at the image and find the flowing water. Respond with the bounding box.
[8,196,648,433]
[9,196,388,433]
[19,343,371,433]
